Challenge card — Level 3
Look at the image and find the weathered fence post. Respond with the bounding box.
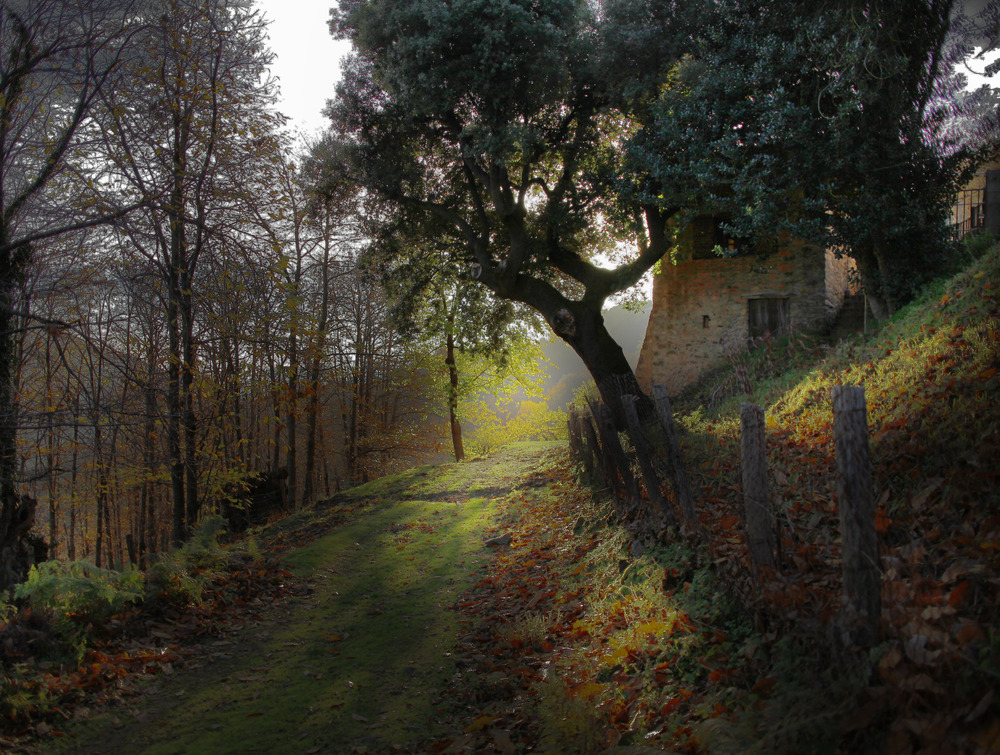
[582,413,602,484]
[585,404,618,494]
[596,403,640,504]
[568,405,579,458]
[652,384,696,524]
[740,403,775,567]
[580,412,597,480]
[832,385,880,646]
[623,395,676,526]
[568,405,584,461]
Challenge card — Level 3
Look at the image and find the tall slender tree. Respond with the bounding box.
[99,0,280,542]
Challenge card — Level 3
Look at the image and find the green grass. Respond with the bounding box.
[45,445,558,755]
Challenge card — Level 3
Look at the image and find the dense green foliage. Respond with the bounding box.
[324,0,990,419]
[628,0,981,316]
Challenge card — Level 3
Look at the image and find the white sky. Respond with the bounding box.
[258,0,352,138]
[964,47,1000,91]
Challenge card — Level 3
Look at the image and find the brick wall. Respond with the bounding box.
[637,232,851,396]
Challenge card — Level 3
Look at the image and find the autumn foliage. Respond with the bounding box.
[2,247,999,753]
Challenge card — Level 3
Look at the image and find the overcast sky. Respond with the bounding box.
[258,1,351,138]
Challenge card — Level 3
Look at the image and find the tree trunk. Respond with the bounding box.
[139,384,156,564]
[302,238,331,506]
[95,425,105,569]
[0,233,26,590]
[285,358,298,508]
[45,333,58,558]
[445,330,465,461]
[167,228,186,545]
[852,244,892,321]
[182,287,199,532]
[68,394,80,561]
[553,302,649,427]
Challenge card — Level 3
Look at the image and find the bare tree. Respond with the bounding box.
[0,0,137,591]
[98,0,280,543]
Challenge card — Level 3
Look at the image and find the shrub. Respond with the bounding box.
[960,231,997,263]
[13,561,143,658]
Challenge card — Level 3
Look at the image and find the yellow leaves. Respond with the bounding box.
[463,714,499,733]
[571,681,606,700]
[634,619,671,638]
[599,646,628,667]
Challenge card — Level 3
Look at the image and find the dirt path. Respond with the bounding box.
[47,445,557,755]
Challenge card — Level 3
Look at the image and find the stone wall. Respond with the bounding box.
[636,231,852,396]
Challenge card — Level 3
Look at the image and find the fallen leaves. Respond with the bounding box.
[0,555,305,746]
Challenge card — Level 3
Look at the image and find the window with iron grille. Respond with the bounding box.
[691,216,755,259]
[951,187,985,241]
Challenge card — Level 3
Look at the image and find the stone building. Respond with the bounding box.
[636,216,854,396]
[950,160,1000,240]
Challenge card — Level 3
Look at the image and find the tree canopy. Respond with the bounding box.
[325,0,989,415]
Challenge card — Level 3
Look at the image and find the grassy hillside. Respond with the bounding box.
[668,243,1000,752]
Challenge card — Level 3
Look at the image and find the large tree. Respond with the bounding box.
[326,0,690,423]
[326,0,985,421]
[621,0,984,319]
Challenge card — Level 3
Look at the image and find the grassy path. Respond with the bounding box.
[50,444,557,755]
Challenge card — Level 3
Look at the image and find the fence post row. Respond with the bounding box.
[740,402,776,568]
[832,385,881,646]
[568,383,882,649]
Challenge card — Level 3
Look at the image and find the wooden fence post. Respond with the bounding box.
[594,402,639,503]
[652,384,696,524]
[568,405,582,459]
[740,403,775,567]
[623,395,676,526]
[582,414,602,484]
[832,385,880,646]
[585,404,617,494]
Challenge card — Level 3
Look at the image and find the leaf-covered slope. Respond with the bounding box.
[675,244,1000,753]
